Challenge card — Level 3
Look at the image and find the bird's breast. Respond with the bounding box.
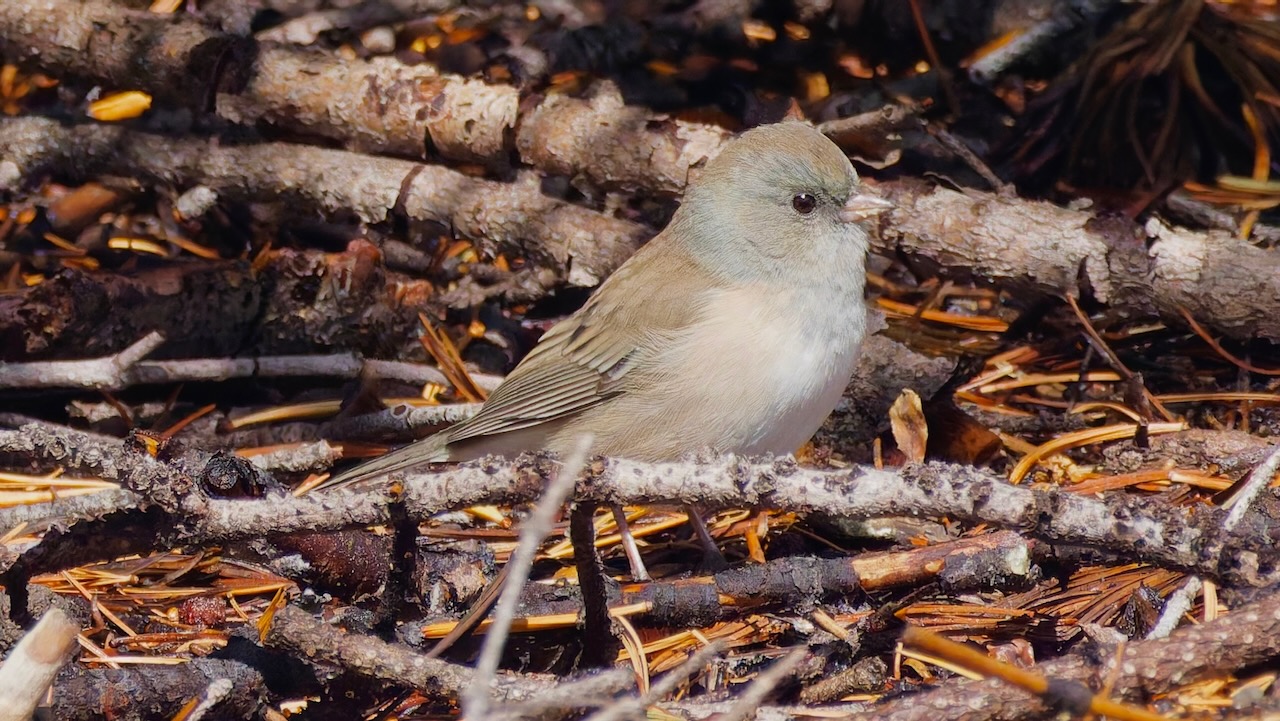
[660,281,867,454]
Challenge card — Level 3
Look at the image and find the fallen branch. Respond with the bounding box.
[420,532,1033,638]
[0,117,647,288]
[50,658,265,721]
[263,605,633,705]
[0,332,165,391]
[0,0,727,190]
[513,83,729,194]
[1097,429,1279,481]
[874,182,1280,342]
[10,111,1273,346]
[1,422,1274,585]
[0,488,138,536]
[255,0,484,47]
[0,0,244,110]
[0,332,502,392]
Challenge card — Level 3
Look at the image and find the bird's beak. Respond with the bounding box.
[839,191,893,223]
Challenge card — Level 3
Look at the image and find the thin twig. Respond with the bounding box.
[572,500,618,668]
[1178,306,1280,376]
[0,344,504,392]
[0,608,79,721]
[262,605,618,703]
[717,648,807,721]
[0,331,164,390]
[179,678,234,721]
[966,0,1120,84]
[462,434,595,719]
[1222,444,1280,532]
[324,402,484,443]
[1145,576,1201,640]
[925,124,1008,193]
[610,504,651,582]
[586,640,727,721]
[1066,295,1174,422]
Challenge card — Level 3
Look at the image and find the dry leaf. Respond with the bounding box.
[890,389,928,464]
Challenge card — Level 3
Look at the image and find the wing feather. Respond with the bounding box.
[441,238,710,449]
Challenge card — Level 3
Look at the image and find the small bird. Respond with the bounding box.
[322,121,889,490]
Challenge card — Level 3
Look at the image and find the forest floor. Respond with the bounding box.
[2,0,1280,719]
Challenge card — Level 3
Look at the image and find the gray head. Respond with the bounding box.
[671,122,890,281]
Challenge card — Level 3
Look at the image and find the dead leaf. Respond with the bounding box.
[890,389,928,464]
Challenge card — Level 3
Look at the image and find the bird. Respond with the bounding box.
[319,121,890,539]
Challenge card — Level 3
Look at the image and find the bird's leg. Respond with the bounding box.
[570,502,619,668]
[686,505,729,571]
[610,504,651,582]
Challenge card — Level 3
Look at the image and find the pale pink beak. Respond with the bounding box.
[838,192,893,223]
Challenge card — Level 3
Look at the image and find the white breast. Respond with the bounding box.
[672,282,867,455]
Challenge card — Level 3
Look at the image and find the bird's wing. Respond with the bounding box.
[444,242,706,445]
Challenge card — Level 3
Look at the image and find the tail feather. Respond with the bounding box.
[313,432,450,492]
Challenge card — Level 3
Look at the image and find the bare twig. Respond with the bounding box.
[256,0,474,45]
[0,608,79,721]
[245,441,342,475]
[463,435,595,719]
[0,341,503,393]
[570,500,618,669]
[263,605,622,703]
[1145,576,1200,640]
[324,403,484,443]
[1221,444,1280,531]
[1064,295,1174,422]
[486,669,637,721]
[179,678,235,721]
[966,0,1121,84]
[49,659,266,720]
[0,331,164,391]
[586,640,726,721]
[718,648,807,721]
[0,423,129,477]
[0,0,728,196]
[0,488,138,535]
[421,533,1028,643]
[875,186,1280,342]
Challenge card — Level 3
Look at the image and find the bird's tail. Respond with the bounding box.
[311,432,451,492]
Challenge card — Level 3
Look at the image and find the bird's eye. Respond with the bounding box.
[791,193,818,215]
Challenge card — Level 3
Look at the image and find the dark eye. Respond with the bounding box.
[791,193,817,214]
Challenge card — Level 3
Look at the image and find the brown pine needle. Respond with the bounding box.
[1159,392,1280,404]
[1009,422,1186,484]
[159,403,216,441]
[877,297,1009,332]
[418,312,488,402]
[228,400,341,429]
[1178,306,1280,376]
[1065,295,1174,422]
[902,626,1170,721]
[978,371,1122,395]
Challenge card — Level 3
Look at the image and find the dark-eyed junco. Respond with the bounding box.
[322,121,889,487]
